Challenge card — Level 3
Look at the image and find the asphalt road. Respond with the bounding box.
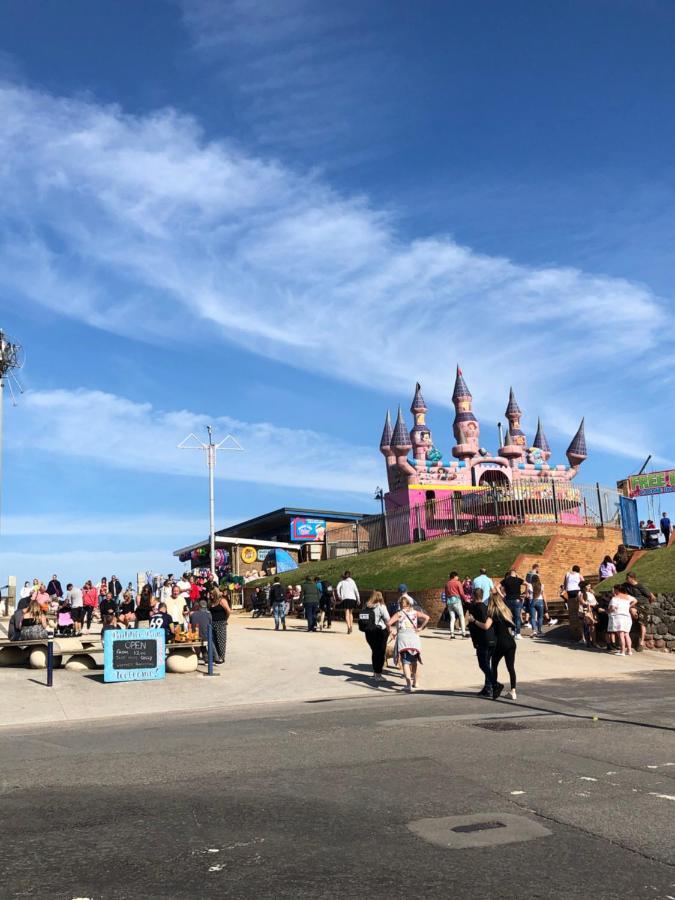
[1,670,674,899]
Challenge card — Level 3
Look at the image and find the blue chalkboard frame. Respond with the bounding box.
[103,628,166,683]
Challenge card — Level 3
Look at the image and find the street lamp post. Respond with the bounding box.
[179,426,243,575]
[374,486,388,548]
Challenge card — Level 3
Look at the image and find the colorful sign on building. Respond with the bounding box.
[290,517,327,542]
[624,469,675,498]
[103,628,165,683]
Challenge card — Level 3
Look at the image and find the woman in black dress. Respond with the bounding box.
[209,589,232,664]
[134,584,153,628]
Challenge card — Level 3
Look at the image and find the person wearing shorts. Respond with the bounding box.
[623,572,655,651]
[607,585,635,656]
[65,583,84,636]
[337,571,360,634]
[388,595,429,692]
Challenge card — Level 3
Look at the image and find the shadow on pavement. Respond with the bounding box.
[319,666,399,689]
[412,688,675,732]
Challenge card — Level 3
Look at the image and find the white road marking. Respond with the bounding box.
[579,777,598,782]
[208,864,226,873]
[510,790,526,795]
[649,792,675,802]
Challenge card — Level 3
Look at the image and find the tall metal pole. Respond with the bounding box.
[0,376,4,542]
[0,332,23,555]
[207,426,216,577]
[375,486,388,548]
[596,482,605,528]
[178,426,243,577]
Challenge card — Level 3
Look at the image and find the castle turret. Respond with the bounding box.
[379,410,395,460]
[566,418,587,469]
[499,426,522,463]
[409,382,432,462]
[451,366,480,460]
[392,405,415,475]
[532,418,551,462]
[505,388,527,455]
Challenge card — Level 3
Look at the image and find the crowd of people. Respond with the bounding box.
[253,557,658,699]
[8,550,658,694]
[10,572,234,665]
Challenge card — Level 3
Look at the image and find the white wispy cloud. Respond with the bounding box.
[0,81,672,462]
[2,513,216,538]
[11,388,379,493]
[179,0,389,153]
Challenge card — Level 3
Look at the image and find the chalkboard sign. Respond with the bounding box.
[104,628,165,683]
[113,639,157,670]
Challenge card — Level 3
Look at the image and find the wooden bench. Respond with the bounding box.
[0,637,208,673]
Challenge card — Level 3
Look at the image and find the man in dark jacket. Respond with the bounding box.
[269,577,286,631]
[46,575,63,599]
[300,576,320,632]
[190,599,213,661]
[109,576,123,600]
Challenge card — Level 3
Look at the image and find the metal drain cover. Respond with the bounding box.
[474,720,528,731]
[453,821,506,834]
[408,813,551,849]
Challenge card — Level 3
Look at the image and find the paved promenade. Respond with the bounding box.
[1,615,674,729]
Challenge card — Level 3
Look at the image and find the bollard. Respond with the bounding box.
[207,623,214,676]
[47,639,54,687]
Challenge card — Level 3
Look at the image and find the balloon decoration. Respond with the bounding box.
[190,547,229,565]
[240,546,257,565]
[191,547,209,562]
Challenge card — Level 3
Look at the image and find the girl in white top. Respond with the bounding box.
[388,595,430,692]
[608,585,635,656]
[363,590,391,681]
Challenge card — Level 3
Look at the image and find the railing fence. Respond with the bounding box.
[324,480,622,560]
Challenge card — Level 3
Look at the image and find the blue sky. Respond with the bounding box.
[1,0,674,585]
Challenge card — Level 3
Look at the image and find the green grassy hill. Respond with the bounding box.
[597,544,675,594]
[251,533,551,592]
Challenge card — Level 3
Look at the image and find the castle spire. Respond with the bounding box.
[451,365,480,460]
[505,387,522,419]
[391,406,412,451]
[452,366,472,404]
[504,386,526,454]
[532,417,551,460]
[379,410,393,451]
[409,383,432,462]
[410,382,427,415]
[566,418,587,468]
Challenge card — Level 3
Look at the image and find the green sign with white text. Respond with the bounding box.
[627,469,675,498]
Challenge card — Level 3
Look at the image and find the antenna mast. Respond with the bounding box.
[0,330,24,540]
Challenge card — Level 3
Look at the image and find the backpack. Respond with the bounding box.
[357,607,378,633]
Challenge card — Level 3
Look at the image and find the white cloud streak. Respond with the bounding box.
[2,513,216,538]
[11,388,379,493]
[180,0,389,152]
[0,81,672,461]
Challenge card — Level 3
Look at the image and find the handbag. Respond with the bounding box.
[20,624,48,641]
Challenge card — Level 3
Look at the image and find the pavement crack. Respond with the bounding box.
[501,794,675,869]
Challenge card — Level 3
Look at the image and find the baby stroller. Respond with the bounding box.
[57,603,74,636]
[251,591,270,618]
